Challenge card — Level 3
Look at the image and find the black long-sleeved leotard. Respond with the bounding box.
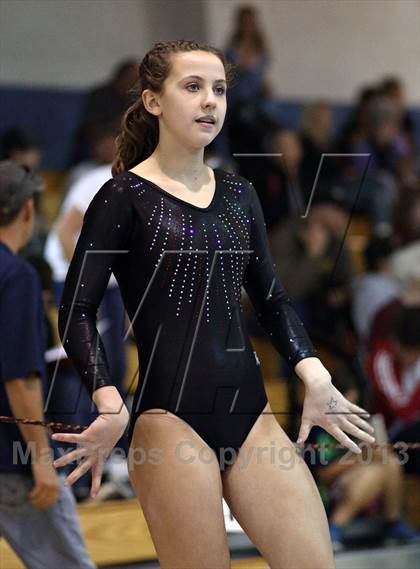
[58,168,318,470]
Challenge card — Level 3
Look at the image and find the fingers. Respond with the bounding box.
[51,432,84,445]
[348,402,370,418]
[328,424,361,454]
[339,417,376,444]
[29,481,60,509]
[51,432,85,445]
[63,456,94,487]
[53,446,87,469]
[29,483,48,508]
[348,412,375,435]
[296,420,312,444]
[90,460,104,498]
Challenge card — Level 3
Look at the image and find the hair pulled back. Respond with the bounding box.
[112,40,236,177]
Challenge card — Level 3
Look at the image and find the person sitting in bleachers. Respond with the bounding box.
[299,100,339,195]
[351,236,401,346]
[0,128,47,256]
[334,87,409,236]
[304,368,420,551]
[367,298,420,476]
[269,205,355,354]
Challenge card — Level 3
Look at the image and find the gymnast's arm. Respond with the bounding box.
[241,181,376,453]
[52,179,136,492]
[57,178,134,413]
[242,180,331,385]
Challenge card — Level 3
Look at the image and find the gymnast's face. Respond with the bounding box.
[144,50,227,150]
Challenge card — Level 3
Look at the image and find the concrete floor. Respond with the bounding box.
[101,541,420,569]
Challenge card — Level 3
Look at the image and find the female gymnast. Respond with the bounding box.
[52,40,376,569]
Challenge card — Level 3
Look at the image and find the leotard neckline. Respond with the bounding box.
[127,167,221,212]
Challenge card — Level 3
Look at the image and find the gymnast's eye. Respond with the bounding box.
[186,83,226,96]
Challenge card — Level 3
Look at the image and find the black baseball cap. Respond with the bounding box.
[0,160,44,226]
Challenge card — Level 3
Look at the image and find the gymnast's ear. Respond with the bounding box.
[142,89,161,117]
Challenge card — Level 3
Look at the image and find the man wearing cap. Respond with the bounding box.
[0,160,95,568]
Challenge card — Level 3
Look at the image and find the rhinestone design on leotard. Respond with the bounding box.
[124,173,256,322]
[58,168,319,401]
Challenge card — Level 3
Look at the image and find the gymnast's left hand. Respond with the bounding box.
[51,391,129,497]
[296,376,376,454]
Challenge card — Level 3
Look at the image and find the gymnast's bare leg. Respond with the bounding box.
[128,409,230,569]
[222,402,336,569]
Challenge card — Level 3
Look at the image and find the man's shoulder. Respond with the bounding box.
[0,254,39,293]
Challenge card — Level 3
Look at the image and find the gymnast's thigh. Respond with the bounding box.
[221,402,335,569]
[127,409,230,569]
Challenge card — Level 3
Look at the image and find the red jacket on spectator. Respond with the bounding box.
[367,337,420,427]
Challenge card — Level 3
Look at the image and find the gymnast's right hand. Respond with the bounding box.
[51,386,129,498]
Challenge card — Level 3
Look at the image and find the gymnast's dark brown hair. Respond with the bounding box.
[111,40,237,177]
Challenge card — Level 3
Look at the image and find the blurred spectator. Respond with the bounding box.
[351,236,401,345]
[223,5,279,178]
[378,79,420,189]
[339,86,411,177]
[334,86,413,235]
[225,4,270,104]
[395,155,420,191]
[305,368,420,552]
[358,94,412,176]
[299,100,338,195]
[0,160,95,568]
[332,166,398,238]
[367,300,420,475]
[64,119,121,197]
[0,129,47,255]
[379,76,417,151]
[393,187,420,246]
[337,85,379,154]
[389,240,420,288]
[0,128,42,170]
[225,100,279,182]
[70,58,137,165]
[249,129,307,231]
[269,205,354,350]
[367,276,419,345]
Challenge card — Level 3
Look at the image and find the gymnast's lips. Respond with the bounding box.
[195,115,216,125]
